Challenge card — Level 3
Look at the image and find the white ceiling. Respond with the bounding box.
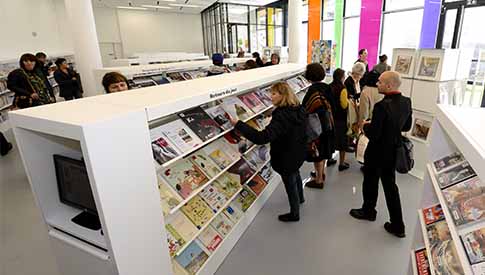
[92,0,278,14]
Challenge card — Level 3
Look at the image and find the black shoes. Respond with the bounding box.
[384,222,406,238]
[0,142,13,156]
[327,158,337,166]
[349,208,377,221]
[278,213,300,222]
[305,181,324,189]
[338,162,350,171]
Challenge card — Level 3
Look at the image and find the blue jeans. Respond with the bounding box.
[281,171,304,217]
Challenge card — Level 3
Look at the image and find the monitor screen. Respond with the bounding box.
[54,155,97,214]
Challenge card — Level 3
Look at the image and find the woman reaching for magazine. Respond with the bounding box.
[229,82,307,222]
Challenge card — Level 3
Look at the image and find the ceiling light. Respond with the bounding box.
[141,5,173,9]
[117,6,148,10]
[169,3,201,8]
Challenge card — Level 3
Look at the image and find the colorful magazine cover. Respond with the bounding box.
[228,158,256,184]
[414,248,431,275]
[181,195,215,229]
[197,225,223,253]
[158,177,182,215]
[160,159,209,199]
[151,136,181,165]
[254,88,273,107]
[442,177,485,226]
[238,92,267,114]
[395,55,413,75]
[244,145,269,170]
[199,182,228,212]
[201,138,238,169]
[418,56,440,78]
[157,119,203,153]
[189,151,221,178]
[174,241,209,275]
[233,186,257,212]
[165,211,198,256]
[181,71,193,80]
[433,152,465,173]
[422,204,445,226]
[202,103,233,130]
[245,174,267,196]
[211,213,235,237]
[461,227,485,265]
[411,118,432,141]
[167,72,187,82]
[224,202,244,224]
[437,161,476,189]
[224,130,252,154]
[259,163,275,182]
[219,96,254,121]
[215,173,242,199]
[178,106,222,142]
[188,70,208,79]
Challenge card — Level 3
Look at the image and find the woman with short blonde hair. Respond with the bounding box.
[230,81,307,222]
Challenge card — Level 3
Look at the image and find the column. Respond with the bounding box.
[419,0,441,48]
[64,0,103,97]
[288,0,303,63]
[358,0,383,69]
[307,0,321,63]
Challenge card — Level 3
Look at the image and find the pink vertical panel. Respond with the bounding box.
[358,0,383,69]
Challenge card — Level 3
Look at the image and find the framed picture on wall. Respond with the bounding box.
[395,55,413,75]
[417,56,441,78]
[411,118,432,142]
[392,48,417,78]
[311,40,333,74]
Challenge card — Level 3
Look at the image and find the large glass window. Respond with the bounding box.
[384,0,424,11]
[345,0,361,17]
[441,9,457,49]
[228,5,248,24]
[323,0,335,20]
[322,20,335,41]
[301,22,308,64]
[380,9,424,61]
[341,17,360,72]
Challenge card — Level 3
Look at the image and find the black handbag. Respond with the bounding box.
[385,104,414,174]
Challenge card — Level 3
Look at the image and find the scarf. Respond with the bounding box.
[22,69,51,104]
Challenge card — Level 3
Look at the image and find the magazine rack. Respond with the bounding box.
[10,63,307,275]
[408,105,485,275]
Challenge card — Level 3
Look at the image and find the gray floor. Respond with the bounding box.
[0,138,423,275]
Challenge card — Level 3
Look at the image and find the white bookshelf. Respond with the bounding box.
[11,63,306,275]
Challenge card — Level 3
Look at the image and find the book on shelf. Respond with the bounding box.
[259,163,275,183]
[297,75,310,87]
[201,138,239,169]
[254,88,273,107]
[151,135,181,166]
[244,145,270,169]
[219,96,254,121]
[246,174,267,196]
[158,177,182,215]
[150,74,171,85]
[433,152,466,174]
[181,71,194,80]
[202,102,233,131]
[178,106,222,142]
[187,70,208,79]
[165,211,198,257]
[224,130,253,154]
[197,225,223,253]
[156,118,203,153]
[414,247,431,275]
[223,201,244,224]
[171,259,189,275]
[189,151,221,178]
[198,182,229,212]
[442,176,485,226]
[422,204,445,226]
[461,227,485,267]
[160,159,209,199]
[436,161,476,189]
[233,186,257,212]
[215,172,242,199]
[181,195,215,229]
[228,158,256,184]
[174,241,209,275]
[286,78,301,93]
[238,92,267,114]
[425,219,465,275]
[167,72,187,82]
[210,212,235,237]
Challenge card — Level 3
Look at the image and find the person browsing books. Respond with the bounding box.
[229,82,306,222]
[349,71,412,238]
[102,72,129,93]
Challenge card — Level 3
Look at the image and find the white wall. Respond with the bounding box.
[93,8,122,43]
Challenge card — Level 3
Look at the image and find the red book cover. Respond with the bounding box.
[422,204,445,225]
[414,248,431,275]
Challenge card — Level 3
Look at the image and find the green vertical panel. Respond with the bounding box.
[334,0,344,68]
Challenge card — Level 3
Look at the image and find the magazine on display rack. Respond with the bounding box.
[436,161,476,189]
[414,247,431,275]
[461,227,485,273]
[189,151,222,178]
[198,182,229,212]
[238,92,267,114]
[202,103,233,131]
[442,177,485,226]
[219,96,254,121]
[201,139,238,169]
[178,106,222,142]
[180,195,215,229]
[422,204,445,226]
[210,212,235,237]
[155,118,203,153]
[160,159,209,199]
[174,241,209,275]
[433,152,466,174]
[197,225,223,253]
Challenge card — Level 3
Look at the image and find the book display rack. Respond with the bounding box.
[11,64,309,275]
[409,105,485,275]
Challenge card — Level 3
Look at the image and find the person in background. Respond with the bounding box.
[373,54,391,74]
[230,82,306,222]
[349,71,412,238]
[252,52,264,67]
[344,62,366,153]
[344,62,366,100]
[7,53,53,108]
[102,72,129,94]
[359,70,384,130]
[355,48,369,73]
[330,68,351,171]
[54,58,83,101]
[237,48,245,58]
[207,53,229,76]
[265,53,281,66]
[0,132,13,156]
[34,52,55,102]
[302,63,336,189]
[244,60,258,70]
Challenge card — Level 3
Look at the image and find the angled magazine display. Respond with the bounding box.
[189,150,222,179]
[442,177,485,227]
[178,106,222,142]
[160,159,209,199]
[156,118,203,153]
[174,241,209,275]
[181,195,215,229]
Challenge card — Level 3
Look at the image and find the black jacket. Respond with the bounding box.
[364,93,412,168]
[34,63,54,98]
[235,106,306,175]
[302,82,335,119]
[344,76,359,100]
[54,69,82,98]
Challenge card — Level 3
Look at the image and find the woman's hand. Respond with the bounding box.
[229,116,239,126]
[31,93,39,100]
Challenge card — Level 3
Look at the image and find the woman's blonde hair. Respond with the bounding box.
[271,82,300,107]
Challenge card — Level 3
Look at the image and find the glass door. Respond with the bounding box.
[228,24,249,54]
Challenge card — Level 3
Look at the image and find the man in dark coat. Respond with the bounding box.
[34,52,55,102]
[349,71,412,238]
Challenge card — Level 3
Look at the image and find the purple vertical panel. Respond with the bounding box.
[419,0,441,48]
[358,0,383,69]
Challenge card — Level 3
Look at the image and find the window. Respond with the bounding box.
[302,3,309,21]
[345,0,361,17]
[322,20,335,41]
[441,9,457,49]
[228,5,249,24]
[380,9,424,61]
[342,17,360,72]
[275,8,284,25]
[323,0,336,20]
[301,22,308,63]
[384,0,424,11]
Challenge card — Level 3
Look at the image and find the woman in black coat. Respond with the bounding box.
[7,53,54,108]
[230,82,306,222]
[54,58,83,101]
[301,63,336,189]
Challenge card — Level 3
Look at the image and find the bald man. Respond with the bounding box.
[350,71,412,238]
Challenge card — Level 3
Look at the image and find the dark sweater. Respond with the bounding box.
[235,106,306,175]
[54,69,82,98]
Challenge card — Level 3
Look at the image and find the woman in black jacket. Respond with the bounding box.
[54,58,83,101]
[231,82,306,222]
[7,53,54,108]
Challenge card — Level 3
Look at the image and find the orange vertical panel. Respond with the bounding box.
[307,0,321,63]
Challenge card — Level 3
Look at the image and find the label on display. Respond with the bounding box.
[209,88,238,100]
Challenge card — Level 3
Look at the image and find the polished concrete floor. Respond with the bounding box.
[0,136,423,275]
